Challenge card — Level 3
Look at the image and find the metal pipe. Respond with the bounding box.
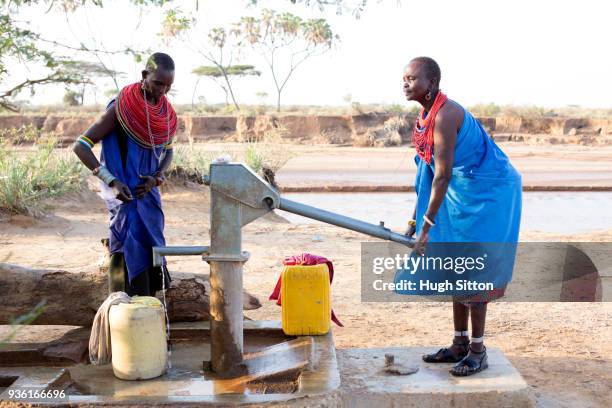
[208,260,244,374]
[152,246,209,267]
[278,198,415,247]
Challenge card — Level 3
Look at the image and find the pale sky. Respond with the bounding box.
[12,0,612,108]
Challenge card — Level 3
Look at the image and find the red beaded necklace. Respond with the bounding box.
[115,82,177,149]
[413,91,448,164]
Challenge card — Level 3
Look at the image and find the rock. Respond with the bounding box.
[382,353,419,376]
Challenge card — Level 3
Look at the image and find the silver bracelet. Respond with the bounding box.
[93,165,116,186]
[423,214,436,226]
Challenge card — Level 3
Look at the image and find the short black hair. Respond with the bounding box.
[411,56,441,87]
[146,52,175,72]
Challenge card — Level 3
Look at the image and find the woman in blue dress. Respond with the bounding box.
[402,57,522,376]
[73,53,176,297]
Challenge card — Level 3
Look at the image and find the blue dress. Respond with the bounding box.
[414,107,522,243]
[99,102,168,284]
[395,106,522,296]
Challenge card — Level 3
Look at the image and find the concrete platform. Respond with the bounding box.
[337,346,534,408]
[0,324,533,407]
[0,321,342,407]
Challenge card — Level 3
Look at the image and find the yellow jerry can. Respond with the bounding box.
[281,263,331,335]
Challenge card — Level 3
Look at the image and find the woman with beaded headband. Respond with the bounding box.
[399,57,522,376]
[73,52,177,296]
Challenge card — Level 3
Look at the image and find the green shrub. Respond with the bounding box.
[0,138,87,215]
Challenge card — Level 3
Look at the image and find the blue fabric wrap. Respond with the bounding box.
[100,101,167,283]
[394,108,522,296]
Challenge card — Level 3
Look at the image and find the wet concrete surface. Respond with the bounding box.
[0,321,341,406]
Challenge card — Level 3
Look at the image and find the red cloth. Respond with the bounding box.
[115,82,177,147]
[269,253,343,327]
[413,90,448,164]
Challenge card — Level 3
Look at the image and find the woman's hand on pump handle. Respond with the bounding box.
[404,218,417,238]
[414,230,429,256]
[404,224,416,238]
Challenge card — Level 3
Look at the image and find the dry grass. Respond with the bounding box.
[468,103,612,119]
[354,116,408,147]
[0,135,87,215]
[168,128,294,184]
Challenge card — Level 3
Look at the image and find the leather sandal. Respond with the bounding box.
[449,346,488,376]
[422,340,469,363]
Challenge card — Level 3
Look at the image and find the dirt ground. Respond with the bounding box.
[1,144,611,407]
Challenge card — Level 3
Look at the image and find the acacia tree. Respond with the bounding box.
[0,0,169,111]
[235,9,337,112]
[0,11,83,110]
[62,61,122,105]
[184,27,262,111]
[192,64,260,109]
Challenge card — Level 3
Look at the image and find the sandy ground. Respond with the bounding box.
[1,144,611,407]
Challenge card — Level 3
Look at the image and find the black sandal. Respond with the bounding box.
[450,346,488,376]
[422,340,469,363]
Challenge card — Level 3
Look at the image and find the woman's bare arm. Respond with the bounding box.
[72,107,133,201]
[72,107,116,171]
[420,103,462,234]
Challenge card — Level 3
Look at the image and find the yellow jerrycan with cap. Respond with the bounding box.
[281,263,331,335]
[109,296,167,380]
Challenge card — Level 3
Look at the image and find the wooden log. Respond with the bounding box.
[0,263,261,326]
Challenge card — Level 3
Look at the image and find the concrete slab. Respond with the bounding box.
[0,321,341,407]
[337,346,534,408]
[1,323,534,407]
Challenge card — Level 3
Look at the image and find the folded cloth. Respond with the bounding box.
[89,291,131,365]
[269,253,343,327]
